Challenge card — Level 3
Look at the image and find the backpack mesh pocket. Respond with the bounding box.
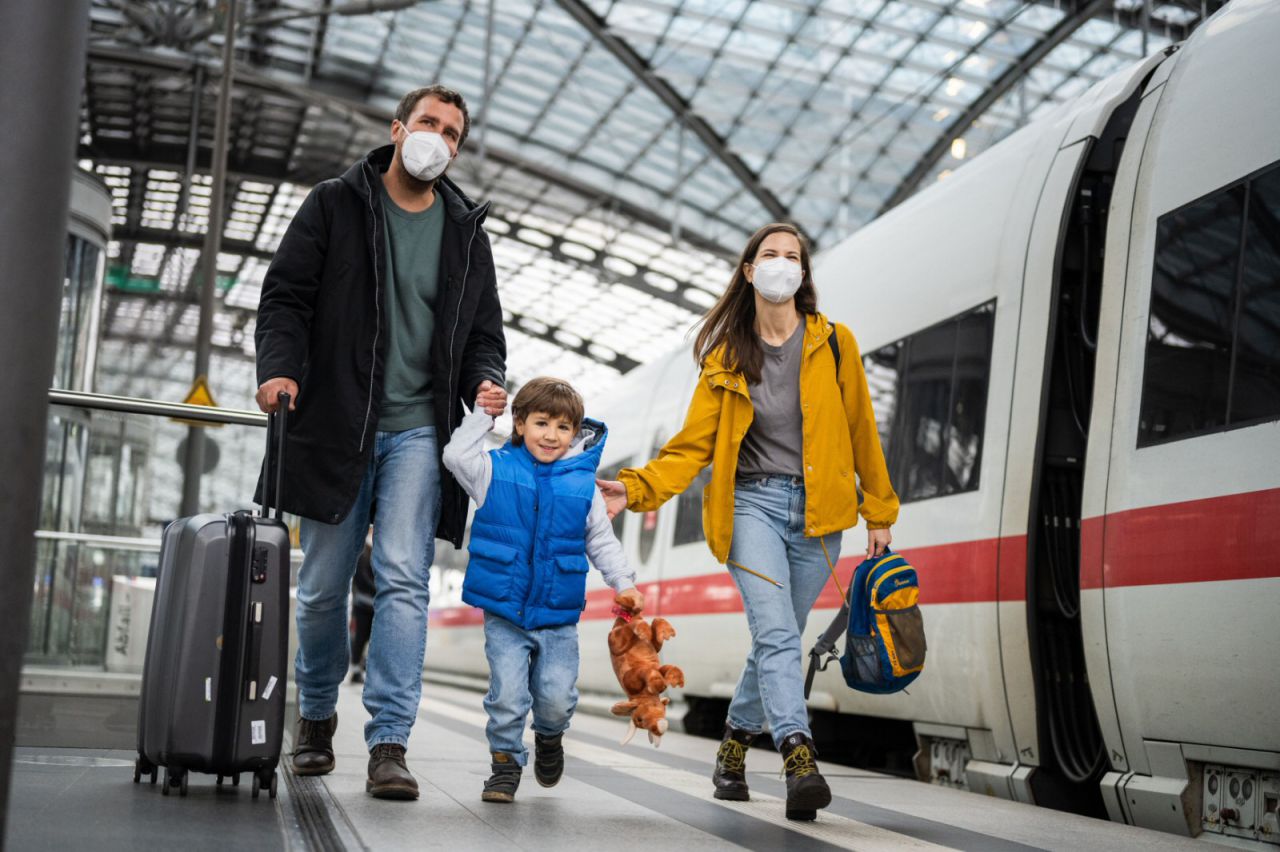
[843,634,882,686]
[877,607,926,676]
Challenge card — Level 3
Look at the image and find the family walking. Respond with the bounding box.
[255,84,898,821]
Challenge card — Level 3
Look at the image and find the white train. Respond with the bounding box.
[428,0,1280,843]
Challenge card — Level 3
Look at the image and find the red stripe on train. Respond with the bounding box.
[427,488,1278,626]
[428,535,1025,626]
[1080,487,1280,589]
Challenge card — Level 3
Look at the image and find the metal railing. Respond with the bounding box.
[31,389,284,669]
[47,388,268,426]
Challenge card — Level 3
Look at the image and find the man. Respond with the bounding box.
[255,85,507,801]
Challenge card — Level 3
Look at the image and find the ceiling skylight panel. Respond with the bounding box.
[878,1,939,33]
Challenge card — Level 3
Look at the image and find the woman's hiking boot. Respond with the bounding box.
[533,732,565,787]
[292,714,337,776]
[481,753,522,803]
[712,724,757,801]
[366,743,419,800]
[780,732,831,821]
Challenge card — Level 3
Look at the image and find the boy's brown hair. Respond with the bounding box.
[511,377,584,446]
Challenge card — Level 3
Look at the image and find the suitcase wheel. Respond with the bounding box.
[216,774,223,787]
[161,768,171,796]
[251,773,260,799]
[179,772,188,798]
[232,773,240,787]
[150,768,158,785]
[134,754,154,784]
[269,772,278,800]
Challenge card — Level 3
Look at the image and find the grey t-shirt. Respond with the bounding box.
[378,183,445,431]
[737,323,805,479]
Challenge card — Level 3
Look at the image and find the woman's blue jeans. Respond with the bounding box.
[726,475,841,745]
[295,426,439,750]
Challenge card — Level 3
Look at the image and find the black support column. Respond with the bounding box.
[0,0,92,839]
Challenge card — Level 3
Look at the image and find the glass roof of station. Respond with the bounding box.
[82,0,1222,407]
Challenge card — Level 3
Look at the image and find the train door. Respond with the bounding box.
[1010,69,1160,815]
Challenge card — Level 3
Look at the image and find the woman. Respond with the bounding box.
[597,223,898,822]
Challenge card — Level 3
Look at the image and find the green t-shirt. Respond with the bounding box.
[378,182,445,431]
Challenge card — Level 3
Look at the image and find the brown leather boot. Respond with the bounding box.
[291,714,337,776]
[366,743,419,800]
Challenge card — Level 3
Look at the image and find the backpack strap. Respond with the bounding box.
[804,601,850,699]
[828,329,840,371]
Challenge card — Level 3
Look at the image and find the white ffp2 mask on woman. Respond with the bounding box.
[399,126,451,182]
[751,257,803,303]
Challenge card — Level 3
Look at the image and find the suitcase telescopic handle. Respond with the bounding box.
[261,392,289,519]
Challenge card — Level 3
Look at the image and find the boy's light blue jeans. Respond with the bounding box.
[482,611,579,766]
[726,475,841,745]
[295,426,439,750]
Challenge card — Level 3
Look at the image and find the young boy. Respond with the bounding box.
[442,376,643,803]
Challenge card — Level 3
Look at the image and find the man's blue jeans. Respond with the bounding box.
[481,611,579,766]
[726,475,841,745]
[296,426,439,750]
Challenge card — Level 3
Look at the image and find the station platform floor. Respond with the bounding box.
[7,680,1209,851]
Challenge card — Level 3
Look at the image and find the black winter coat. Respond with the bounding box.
[255,146,506,546]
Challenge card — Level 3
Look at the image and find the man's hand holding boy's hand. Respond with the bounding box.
[475,380,507,416]
[614,587,644,615]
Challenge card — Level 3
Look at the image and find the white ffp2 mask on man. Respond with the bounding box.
[751,257,804,303]
[399,126,451,182]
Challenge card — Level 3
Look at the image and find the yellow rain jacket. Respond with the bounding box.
[619,312,899,563]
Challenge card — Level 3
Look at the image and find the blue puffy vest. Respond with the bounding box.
[462,418,607,629]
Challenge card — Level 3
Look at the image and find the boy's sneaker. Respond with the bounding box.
[366,743,419,800]
[482,753,522,803]
[533,732,564,787]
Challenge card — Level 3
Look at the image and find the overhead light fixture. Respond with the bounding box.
[946,77,964,97]
[951,138,967,159]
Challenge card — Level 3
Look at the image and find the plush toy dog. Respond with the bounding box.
[608,595,684,747]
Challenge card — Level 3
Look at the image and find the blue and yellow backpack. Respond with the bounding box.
[805,549,927,696]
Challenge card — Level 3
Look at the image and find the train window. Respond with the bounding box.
[1232,167,1280,425]
[863,301,995,504]
[1139,159,1280,446]
[598,457,633,543]
[673,467,711,546]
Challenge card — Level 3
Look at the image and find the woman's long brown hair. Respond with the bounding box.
[692,223,817,384]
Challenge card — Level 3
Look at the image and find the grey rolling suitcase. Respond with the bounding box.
[133,396,290,799]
